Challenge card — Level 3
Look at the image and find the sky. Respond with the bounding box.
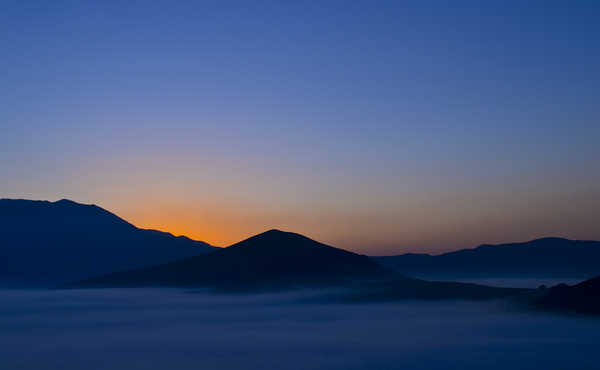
[1,1,599,254]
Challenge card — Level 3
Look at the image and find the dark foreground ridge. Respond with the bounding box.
[74,229,529,302]
[374,237,600,279]
[75,229,387,289]
[532,276,600,315]
[0,199,217,285]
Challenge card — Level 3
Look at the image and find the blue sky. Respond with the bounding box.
[1,1,599,253]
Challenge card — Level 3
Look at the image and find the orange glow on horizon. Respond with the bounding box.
[97,185,600,255]
[139,220,230,247]
[118,207,236,247]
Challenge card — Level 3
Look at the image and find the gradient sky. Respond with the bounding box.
[2,1,599,254]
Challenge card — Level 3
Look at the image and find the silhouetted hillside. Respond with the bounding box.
[75,229,528,302]
[373,238,600,279]
[75,229,387,289]
[530,276,600,315]
[0,199,216,286]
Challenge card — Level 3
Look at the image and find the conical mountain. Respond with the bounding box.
[76,229,388,288]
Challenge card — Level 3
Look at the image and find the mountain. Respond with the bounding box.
[74,229,528,302]
[373,238,600,279]
[0,199,217,286]
[532,276,600,315]
[75,229,388,289]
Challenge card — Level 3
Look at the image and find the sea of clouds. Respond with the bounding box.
[0,288,597,370]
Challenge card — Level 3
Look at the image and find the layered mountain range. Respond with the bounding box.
[374,238,600,279]
[2,198,599,314]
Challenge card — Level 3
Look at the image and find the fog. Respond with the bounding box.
[1,289,598,370]
[412,276,586,288]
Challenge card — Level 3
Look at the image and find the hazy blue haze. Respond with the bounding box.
[0,289,598,370]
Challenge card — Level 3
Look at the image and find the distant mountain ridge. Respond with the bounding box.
[373,237,600,279]
[1,198,135,236]
[0,199,217,286]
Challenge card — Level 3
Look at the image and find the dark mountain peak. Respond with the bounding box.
[0,198,136,233]
[227,229,358,259]
[523,237,571,246]
[531,237,569,242]
[55,198,79,205]
[238,229,314,244]
[76,230,388,289]
[54,198,112,213]
[264,228,286,234]
[1,198,87,207]
[0,198,216,286]
[240,228,296,243]
[0,198,217,248]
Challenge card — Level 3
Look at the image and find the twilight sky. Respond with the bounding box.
[1,1,599,254]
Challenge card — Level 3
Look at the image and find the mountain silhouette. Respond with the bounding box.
[532,276,600,315]
[74,229,528,302]
[0,199,216,286]
[75,229,388,289]
[373,237,600,279]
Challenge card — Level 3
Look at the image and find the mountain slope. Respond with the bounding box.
[75,229,529,303]
[532,276,600,315]
[373,238,600,279]
[75,229,388,289]
[0,199,217,286]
